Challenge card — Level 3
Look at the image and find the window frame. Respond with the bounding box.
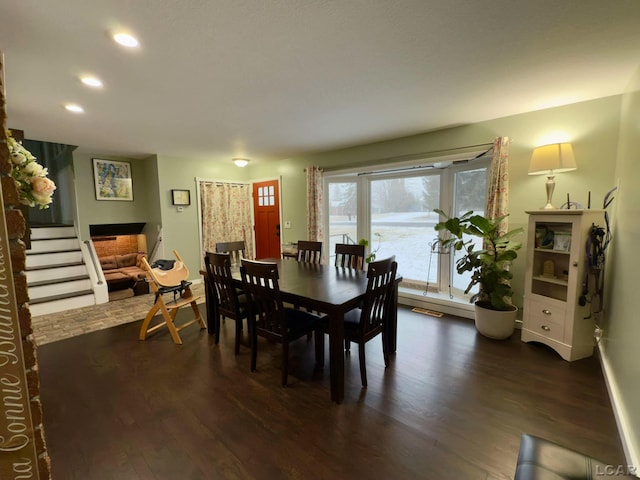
[323,150,490,301]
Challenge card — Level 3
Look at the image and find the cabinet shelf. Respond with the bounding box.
[533,248,570,255]
[532,275,568,286]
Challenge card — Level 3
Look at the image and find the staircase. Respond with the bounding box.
[26,225,97,317]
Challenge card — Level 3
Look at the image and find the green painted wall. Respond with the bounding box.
[154,155,249,277]
[252,96,621,310]
[605,65,640,463]
[73,153,156,241]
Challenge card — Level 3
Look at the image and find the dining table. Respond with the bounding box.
[202,257,401,404]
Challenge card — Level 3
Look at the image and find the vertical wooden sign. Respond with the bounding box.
[0,53,40,479]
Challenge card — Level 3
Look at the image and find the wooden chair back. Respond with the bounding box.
[359,257,398,339]
[334,243,365,269]
[215,240,246,266]
[204,251,248,354]
[296,240,322,264]
[240,258,324,386]
[240,260,286,340]
[343,256,397,386]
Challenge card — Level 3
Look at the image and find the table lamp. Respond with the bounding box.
[528,143,577,209]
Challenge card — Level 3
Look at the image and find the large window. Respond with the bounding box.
[325,153,489,302]
[327,181,358,254]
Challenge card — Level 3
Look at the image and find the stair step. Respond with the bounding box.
[27,248,82,256]
[30,225,76,240]
[26,251,84,268]
[30,293,96,317]
[26,261,85,272]
[28,274,90,288]
[30,289,94,305]
[29,278,94,301]
[28,238,80,253]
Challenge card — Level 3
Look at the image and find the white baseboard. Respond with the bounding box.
[597,341,639,469]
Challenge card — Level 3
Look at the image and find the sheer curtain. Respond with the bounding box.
[485,136,510,235]
[306,166,323,242]
[200,181,254,257]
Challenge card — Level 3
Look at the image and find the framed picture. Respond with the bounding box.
[171,189,191,206]
[93,159,133,201]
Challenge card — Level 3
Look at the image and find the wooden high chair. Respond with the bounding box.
[139,250,205,344]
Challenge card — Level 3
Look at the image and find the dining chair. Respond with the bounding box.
[296,240,322,264]
[139,250,206,345]
[343,257,398,387]
[215,240,246,266]
[240,259,325,386]
[334,243,365,269]
[204,251,249,355]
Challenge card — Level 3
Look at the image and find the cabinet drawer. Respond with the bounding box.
[524,298,566,342]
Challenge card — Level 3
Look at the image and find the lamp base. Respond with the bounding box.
[541,174,556,210]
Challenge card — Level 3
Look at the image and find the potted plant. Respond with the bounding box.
[359,232,382,263]
[433,209,523,339]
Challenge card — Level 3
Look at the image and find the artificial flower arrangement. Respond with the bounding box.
[6,130,56,209]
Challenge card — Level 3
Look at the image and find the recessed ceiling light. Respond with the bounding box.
[113,32,139,48]
[65,104,84,113]
[80,75,103,88]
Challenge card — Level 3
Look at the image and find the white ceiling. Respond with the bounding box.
[1,0,640,163]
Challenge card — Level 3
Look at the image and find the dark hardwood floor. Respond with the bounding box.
[38,306,626,479]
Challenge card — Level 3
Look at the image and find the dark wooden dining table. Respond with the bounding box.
[202,257,401,404]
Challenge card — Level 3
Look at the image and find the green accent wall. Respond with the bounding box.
[605,65,640,464]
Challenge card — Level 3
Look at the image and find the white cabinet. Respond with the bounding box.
[522,210,604,361]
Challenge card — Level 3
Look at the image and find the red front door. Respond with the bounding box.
[253,180,281,259]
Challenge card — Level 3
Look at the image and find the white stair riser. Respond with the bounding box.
[30,226,76,240]
[27,251,84,268]
[29,279,93,300]
[28,238,80,253]
[26,265,89,283]
[30,294,96,317]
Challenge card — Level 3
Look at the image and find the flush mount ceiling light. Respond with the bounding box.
[64,103,84,113]
[233,158,250,167]
[112,32,139,48]
[80,75,103,88]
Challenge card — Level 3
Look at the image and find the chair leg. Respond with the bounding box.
[234,317,242,355]
[139,302,161,340]
[282,342,289,387]
[314,327,325,368]
[358,342,367,387]
[382,330,390,368]
[345,339,351,352]
[250,320,258,372]
[214,313,222,344]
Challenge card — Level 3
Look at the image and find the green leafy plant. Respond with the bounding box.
[433,209,523,311]
[359,232,382,263]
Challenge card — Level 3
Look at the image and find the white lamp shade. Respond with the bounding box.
[528,143,577,175]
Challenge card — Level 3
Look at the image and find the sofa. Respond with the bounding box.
[99,253,148,293]
[514,434,637,479]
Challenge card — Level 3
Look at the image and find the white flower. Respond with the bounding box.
[6,130,56,209]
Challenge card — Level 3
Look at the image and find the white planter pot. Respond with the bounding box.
[474,301,517,339]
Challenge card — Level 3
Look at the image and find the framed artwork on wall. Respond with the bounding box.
[171,189,191,206]
[93,159,133,201]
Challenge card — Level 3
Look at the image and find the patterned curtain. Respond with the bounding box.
[200,181,254,258]
[306,166,323,241]
[485,136,510,235]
